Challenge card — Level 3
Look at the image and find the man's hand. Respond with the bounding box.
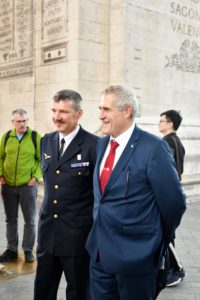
[0,177,6,185]
[27,177,37,186]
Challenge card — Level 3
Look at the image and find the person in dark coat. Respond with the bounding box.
[34,89,98,300]
[86,85,186,300]
[159,109,186,287]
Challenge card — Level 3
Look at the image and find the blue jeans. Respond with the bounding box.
[1,184,37,252]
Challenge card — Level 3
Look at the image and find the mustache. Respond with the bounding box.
[54,120,64,124]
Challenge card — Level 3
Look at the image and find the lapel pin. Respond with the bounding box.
[77,154,81,160]
[44,153,51,159]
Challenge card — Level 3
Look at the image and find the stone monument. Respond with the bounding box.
[0,0,200,185]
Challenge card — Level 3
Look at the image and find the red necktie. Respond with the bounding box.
[100,140,119,193]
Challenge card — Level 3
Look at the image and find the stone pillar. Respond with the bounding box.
[109,0,200,176]
[34,0,109,134]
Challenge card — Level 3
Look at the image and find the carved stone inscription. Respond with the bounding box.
[42,0,67,43]
[0,0,33,65]
[170,0,200,38]
[166,0,200,73]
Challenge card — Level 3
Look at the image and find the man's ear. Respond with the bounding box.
[124,106,133,119]
[78,109,83,119]
[168,121,174,130]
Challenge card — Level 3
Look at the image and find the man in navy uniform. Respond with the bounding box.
[34,89,98,300]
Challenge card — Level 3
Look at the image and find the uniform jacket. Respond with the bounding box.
[0,128,42,186]
[37,127,98,256]
[86,125,186,274]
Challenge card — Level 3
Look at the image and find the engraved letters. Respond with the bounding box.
[0,0,33,79]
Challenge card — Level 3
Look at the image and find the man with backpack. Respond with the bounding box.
[0,109,42,263]
[159,109,186,287]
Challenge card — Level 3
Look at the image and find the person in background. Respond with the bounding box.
[0,109,42,263]
[86,85,186,300]
[159,109,186,287]
[34,89,98,300]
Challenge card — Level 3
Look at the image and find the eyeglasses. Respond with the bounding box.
[159,120,169,124]
[14,120,28,123]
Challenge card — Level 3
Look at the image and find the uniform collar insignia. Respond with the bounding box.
[44,153,51,160]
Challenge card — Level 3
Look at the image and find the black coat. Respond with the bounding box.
[37,127,98,256]
[163,132,185,180]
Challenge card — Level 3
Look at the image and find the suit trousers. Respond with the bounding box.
[90,258,158,300]
[1,183,37,252]
[34,250,90,300]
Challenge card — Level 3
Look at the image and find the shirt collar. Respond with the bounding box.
[59,124,80,143]
[110,122,135,146]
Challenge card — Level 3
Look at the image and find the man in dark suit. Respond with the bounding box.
[86,85,186,300]
[34,89,98,300]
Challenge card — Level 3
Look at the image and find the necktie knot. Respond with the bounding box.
[60,138,65,146]
[110,140,119,151]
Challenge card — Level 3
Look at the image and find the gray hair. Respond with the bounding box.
[102,85,138,118]
[53,89,82,111]
[12,108,27,116]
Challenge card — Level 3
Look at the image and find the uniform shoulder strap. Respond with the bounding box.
[4,130,12,148]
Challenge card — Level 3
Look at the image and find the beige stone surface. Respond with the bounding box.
[0,0,200,175]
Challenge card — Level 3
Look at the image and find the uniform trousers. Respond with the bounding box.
[34,250,90,300]
[1,183,37,252]
[90,258,158,300]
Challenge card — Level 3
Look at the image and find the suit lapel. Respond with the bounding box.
[94,136,110,198]
[50,132,59,164]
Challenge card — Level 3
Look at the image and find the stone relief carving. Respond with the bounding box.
[41,42,67,64]
[42,0,68,43]
[41,0,68,64]
[165,39,200,73]
[0,0,33,79]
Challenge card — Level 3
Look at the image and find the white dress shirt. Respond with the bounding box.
[99,123,135,176]
[59,125,80,154]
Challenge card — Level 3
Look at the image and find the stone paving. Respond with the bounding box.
[0,195,200,300]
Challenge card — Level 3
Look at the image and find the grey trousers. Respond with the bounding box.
[1,183,37,252]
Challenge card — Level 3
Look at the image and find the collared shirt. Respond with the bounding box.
[16,134,23,141]
[59,125,80,154]
[99,122,135,176]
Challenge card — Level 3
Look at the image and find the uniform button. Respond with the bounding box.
[54,185,59,189]
[56,170,60,174]
[53,214,58,219]
[53,200,58,204]
[78,171,82,175]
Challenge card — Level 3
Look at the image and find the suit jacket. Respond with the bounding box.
[86,125,186,274]
[37,127,98,256]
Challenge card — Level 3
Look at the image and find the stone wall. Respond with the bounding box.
[0,0,200,176]
[0,0,35,126]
